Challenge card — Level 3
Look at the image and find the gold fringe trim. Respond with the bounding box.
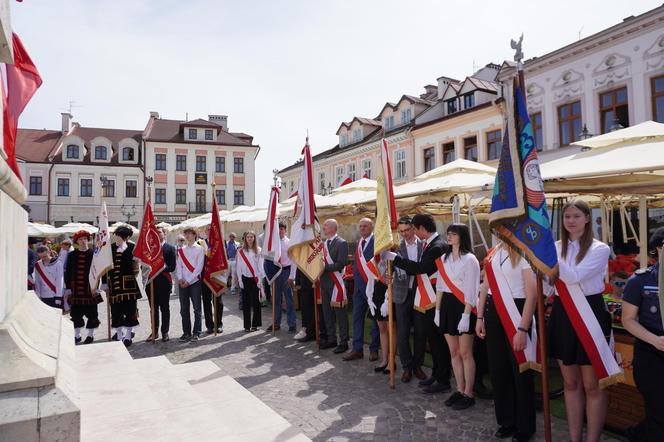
[598,372,625,389]
[413,303,436,313]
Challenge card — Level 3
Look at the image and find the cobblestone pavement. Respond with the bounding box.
[95,295,621,442]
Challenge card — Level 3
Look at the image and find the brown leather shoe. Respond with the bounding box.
[342,351,364,361]
[369,352,379,362]
[401,369,413,383]
[414,367,427,380]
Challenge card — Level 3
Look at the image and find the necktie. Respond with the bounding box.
[361,239,366,250]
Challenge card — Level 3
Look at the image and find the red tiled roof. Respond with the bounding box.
[180,118,221,129]
[16,129,62,162]
[144,118,255,146]
[53,125,143,165]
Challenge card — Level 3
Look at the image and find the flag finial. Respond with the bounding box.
[511,33,524,69]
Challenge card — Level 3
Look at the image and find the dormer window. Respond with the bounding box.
[446,99,457,114]
[340,133,349,147]
[400,109,412,125]
[384,115,394,131]
[463,93,475,109]
[94,145,108,160]
[66,144,79,159]
[122,147,134,161]
[352,128,362,143]
[205,129,214,140]
[188,128,197,140]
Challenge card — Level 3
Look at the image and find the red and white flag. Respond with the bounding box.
[89,201,113,290]
[262,184,282,283]
[133,200,165,284]
[204,196,229,295]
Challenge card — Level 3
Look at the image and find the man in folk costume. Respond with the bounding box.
[145,226,176,342]
[65,230,102,344]
[385,214,452,393]
[106,225,141,347]
[318,219,350,353]
[34,244,64,309]
[199,224,223,334]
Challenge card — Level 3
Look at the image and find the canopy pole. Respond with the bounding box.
[639,195,648,268]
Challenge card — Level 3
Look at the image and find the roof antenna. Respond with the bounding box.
[59,100,82,114]
[577,26,584,41]
[185,112,189,121]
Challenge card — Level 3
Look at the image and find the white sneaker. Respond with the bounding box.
[294,329,307,340]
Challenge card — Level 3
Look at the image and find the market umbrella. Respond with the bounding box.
[571,120,664,149]
[57,222,98,235]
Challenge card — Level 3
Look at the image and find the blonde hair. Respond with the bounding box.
[242,230,258,253]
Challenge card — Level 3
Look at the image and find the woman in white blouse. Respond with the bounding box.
[434,223,480,411]
[236,231,264,332]
[548,199,611,442]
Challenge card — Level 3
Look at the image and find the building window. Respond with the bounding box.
[336,165,345,186]
[463,93,475,109]
[400,108,412,125]
[155,188,166,205]
[348,162,356,181]
[652,75,664,123]
[442,142,455,164]
[122,147,134,161]
[557,101,582,146]
[175,189,186,204]
[95,145,107,160]
[29,176,42,195]
[125,180,137,198]
[216,189,225,205]
[464,136,478,161]
[423,147,435,172]
[155,154,166,170]
[205,129,214,140]
[196,155,206,172]
[195,189,206,211]
[352,128,362,142]
[80,178,93,197]
[176,155,187,171]
[446,99,457,114]
[340,133,349,146]
[319,172,326,192]
[600,87,629,133]
[362,158,372,179]
[395,150,406,179]
[215,156,225,173]
[384,115,394,131]
[531,112,543,151]
[289,181,294,194]
[66,144,79,159]
[234,190,244,206]
[234,157,244,174]
[188,128,197,139]
[102,179,115,198]
[486,129,502,161]
[57,178,69,197]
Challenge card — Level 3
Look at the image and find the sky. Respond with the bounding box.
[13,0,660,205]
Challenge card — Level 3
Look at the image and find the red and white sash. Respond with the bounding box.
[238,249,259,284]
[414,273,436,312]
[323,241,346,307]
[555,279,623,388]
[355,241,370,284]
[35,261,57,295]
[484,252,540,372]
[435,257,478,315]
[178,247,195,273]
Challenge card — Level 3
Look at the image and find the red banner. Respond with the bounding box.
[204,196,229,295]
[134,201,165,283]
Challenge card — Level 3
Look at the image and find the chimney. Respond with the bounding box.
[149,111,160,119]
[208,114,228,131]
[61,112,72,133]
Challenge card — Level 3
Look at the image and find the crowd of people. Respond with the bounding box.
[27,198,663,442]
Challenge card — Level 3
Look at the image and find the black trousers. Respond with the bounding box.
[241,276,262,329]
[263,277,272,302]
[395,288,415,369]
[633,337,664,442]
[299,283,316,338]
[111,300,138,328]
[202,282,223,331]
[146,280,171,335]
[474,332,490,385]
[70,304,100,329]
[414,308,451,382]
[485,297,535,434]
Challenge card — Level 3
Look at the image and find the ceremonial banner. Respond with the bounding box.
[288,138,324,282]
[89,201,113,290]
[204,196,229,295]
[262,184,282,284]
[488,76,558,279]
[373,138,398,256]
[133,201,165,284]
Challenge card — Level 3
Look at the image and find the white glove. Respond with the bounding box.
[384,251,397,261]
[457,313,470,334]
[101,283,108,291]
[96,289,106,298]
[434,309,440,327]
[64,289,72,296]
[380,299,389,318]
[367,297,377,317]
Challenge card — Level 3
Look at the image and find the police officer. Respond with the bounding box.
[622,227,664,442]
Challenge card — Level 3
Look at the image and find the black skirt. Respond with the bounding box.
[369,281,390,322]
[439,291,476,336]
[547,293,612,366]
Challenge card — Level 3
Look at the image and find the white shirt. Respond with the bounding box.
[279,236,297,280]
[235,247,264,288]
[556,239,610,296]
[176,242,205,285]
[405,238,419,286]
[436,252,481,306]
[487,248,531,299]
[360,233,374,252]
[422,232,439,250]
[116,241,128,253]
[34,257,64,299]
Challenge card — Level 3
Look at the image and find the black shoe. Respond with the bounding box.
[451,395,475,410]
[179,334,191,342]
[333,344,348,354]
[111,333,119,341]
[266,324,280,331]
[288,326,297,333]
[244,328,251,332]
[123,339,132,348]
[383,365,397,375]
[74,336,82,344]
[494,426,515,439]
[418,376,436,387]
[83,336,94,345]
[444,391,464,407]
[374,364,388,373]
[131,332,135,339]
[205,329,214,335]
[474,381,494,400]
[250,327,258,332]
[422,381,451,395]
[296,335,316,343]
[191,334,199,342]
[216,328,223,334]
[319,341,336,350]
[511,432,533,442]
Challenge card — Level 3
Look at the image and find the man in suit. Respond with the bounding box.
[344,218,380,361]
[146,226,176,342]
[385,213,452,394]
[319,219,350,353]
[393,215,426,383]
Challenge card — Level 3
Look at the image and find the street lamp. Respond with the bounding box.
[609,118,624,132]
[327,182,333,194]
[120,204,136,223]
[579,124,593,151]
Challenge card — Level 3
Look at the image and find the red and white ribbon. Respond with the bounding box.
[414,273,436,313]
[35,261,57,295]
[323,241,346,307]
[435,257,478,315]
[238,249,259,284]
[355,241,370,284]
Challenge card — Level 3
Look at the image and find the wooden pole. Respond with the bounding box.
[314,280,320,344]
[536,276,552,442]
[213,289,218,336]
[272,281,276,335]
[387,260,395,390]
[149,281,156,343]
[106,290,111,341]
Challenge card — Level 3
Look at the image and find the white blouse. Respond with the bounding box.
[435,252,481,306]
[487,248,531,299]
[235,247,264,288]
[556,239,610,296]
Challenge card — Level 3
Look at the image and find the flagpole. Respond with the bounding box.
[211,182,218,337]
[272,280,276,336]
[314,281,320,344]
[146,176,157,344]
[387,260,395,390]
[100,176,112,342]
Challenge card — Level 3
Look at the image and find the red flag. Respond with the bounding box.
[134,201,166,283]
[2,33,43,181]
[204,196,229,295]
[340,177,352,187]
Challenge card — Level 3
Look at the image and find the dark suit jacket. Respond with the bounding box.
[393,234,448,289]
[148,242,176,293]
[392,238,422,304]
[320,236,348,293]
[352,235,374,295]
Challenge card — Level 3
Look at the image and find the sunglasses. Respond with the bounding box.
[612,281,626,287]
